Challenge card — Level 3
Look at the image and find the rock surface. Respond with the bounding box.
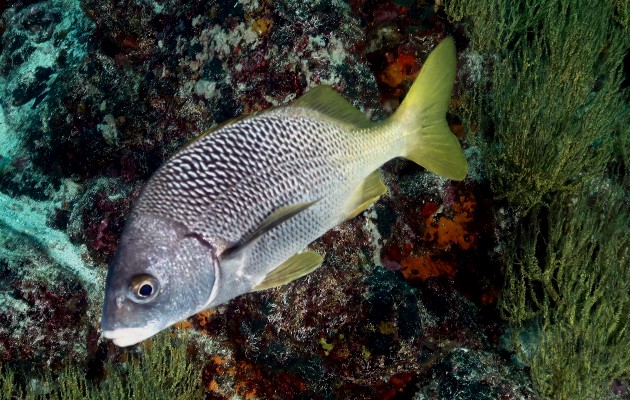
[0,0,537,398]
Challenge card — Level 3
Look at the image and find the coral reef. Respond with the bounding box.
[1,0,382,371]
[1,0,627,398]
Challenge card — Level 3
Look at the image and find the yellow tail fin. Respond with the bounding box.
[390,37,467,181]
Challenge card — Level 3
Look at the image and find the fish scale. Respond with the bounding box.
[102,37,467,347]
[138,112,352,245]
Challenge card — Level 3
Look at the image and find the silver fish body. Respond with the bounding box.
[102,37,467,346]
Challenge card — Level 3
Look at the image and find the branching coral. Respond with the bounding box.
[0,367,19,400]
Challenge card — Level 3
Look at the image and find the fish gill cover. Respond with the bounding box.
[0,0,628,400]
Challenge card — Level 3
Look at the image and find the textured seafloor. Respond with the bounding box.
[0,0,627,399]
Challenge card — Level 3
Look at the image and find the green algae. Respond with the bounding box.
[500,183,629,399]
[1,332,203,400]
[0,367,19,400]
[447,0,628,211]
[445,0,630,398]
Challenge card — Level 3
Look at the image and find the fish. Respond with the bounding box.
[101,37,467,347]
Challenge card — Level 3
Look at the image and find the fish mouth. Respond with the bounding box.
[102,327,158,347]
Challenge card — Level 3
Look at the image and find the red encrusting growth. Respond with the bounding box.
[423,194,477,250]
[380,53,419,89]
[401,255,456,281]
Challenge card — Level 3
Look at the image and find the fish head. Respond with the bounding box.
[101,213,219,346]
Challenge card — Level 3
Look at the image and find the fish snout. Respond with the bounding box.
[102,326,159,347]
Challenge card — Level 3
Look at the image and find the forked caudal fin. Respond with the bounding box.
[390,36,467,181]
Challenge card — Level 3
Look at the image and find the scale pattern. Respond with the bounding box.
[135,111,357,247]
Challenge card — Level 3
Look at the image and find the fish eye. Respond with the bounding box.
[129,274,160,303]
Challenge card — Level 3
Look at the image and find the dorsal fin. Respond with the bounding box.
[290,86,373,129]
[177,114,248,153]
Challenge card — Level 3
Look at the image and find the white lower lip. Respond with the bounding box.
[103,328,157,347]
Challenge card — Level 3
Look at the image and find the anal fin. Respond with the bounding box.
[253,251,323,291]
[343,170,387,221]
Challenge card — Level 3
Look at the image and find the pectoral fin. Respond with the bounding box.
[343,170,387,221]
[253,251,324,291]
[252,201,319,239]
[227,200,320,257]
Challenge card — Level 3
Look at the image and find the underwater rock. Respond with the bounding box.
[183,163,527,399]
[413,347,537,399]
[0,0,105,369]
[0,190,101,368]
[0,0,536,397]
